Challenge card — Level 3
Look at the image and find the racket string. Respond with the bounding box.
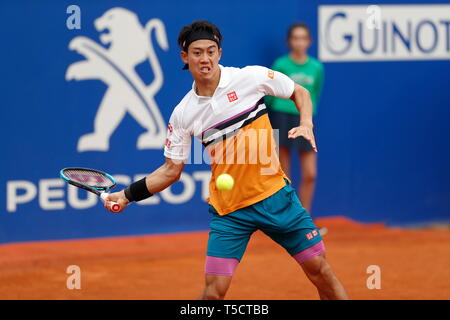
[64,169,114,188]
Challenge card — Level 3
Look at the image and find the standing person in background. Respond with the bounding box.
[265,22,326,234]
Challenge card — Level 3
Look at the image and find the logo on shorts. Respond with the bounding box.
[165,138,171,148]
[227,91,238,102]
[306,229,319,240]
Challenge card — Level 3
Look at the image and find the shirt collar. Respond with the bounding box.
[217,65,230,88]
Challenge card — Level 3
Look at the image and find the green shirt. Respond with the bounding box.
[265,55,324,115]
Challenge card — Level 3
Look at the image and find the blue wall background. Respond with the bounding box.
[1,0,449,243]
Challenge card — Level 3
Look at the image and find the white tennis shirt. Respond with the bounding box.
[164,64,295,215]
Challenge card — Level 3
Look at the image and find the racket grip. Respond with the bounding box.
[100,193,121,213]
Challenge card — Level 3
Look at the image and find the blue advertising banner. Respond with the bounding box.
[1,0,449,243]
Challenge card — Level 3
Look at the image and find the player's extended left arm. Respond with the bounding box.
[287,84,317,152]
[103,158,184,213]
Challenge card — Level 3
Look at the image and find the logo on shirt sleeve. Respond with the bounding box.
[168,123,173,133]
[165,138,172,148]
[268,69,274,79]
[227,91,238,102]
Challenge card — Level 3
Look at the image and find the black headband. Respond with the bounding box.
[182,30,221,70]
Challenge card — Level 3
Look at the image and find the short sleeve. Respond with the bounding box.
[250,65,295,99]
[163,109,191,161]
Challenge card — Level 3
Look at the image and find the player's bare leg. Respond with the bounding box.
[198,274,233,300]
[278,146,291,177]
[298,150,317,213]
[299,151,327,235]
[300,253,348,300]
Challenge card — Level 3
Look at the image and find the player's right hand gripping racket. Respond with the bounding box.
[60,167,121,213]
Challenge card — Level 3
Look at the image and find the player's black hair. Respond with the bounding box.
[286,22,311,40]
[178,21,223,70]
[178,20,222,52]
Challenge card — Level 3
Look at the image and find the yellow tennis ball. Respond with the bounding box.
[216,173,234,191]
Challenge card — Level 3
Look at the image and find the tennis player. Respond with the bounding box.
[104,20,348,300]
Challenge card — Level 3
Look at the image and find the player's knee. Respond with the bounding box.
[203,277,230,300]
[317,261,333,280]
[308,257,333,282]
[203,285,226,300]
[203,256,237,300]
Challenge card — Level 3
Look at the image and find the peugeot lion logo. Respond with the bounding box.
[66,7,168,152]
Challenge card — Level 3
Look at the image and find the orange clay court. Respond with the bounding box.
[0,216,449,300]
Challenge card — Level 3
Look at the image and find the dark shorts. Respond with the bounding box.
[268,110,315,152]
[206,181,323,261]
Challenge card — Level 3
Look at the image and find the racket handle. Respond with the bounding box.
[100,193,121,213]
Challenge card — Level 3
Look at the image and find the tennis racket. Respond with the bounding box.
[60,167,121,213]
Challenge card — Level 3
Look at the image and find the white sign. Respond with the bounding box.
[6,171,211,212]
[319,5,450,61]
[66,7,168,151]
